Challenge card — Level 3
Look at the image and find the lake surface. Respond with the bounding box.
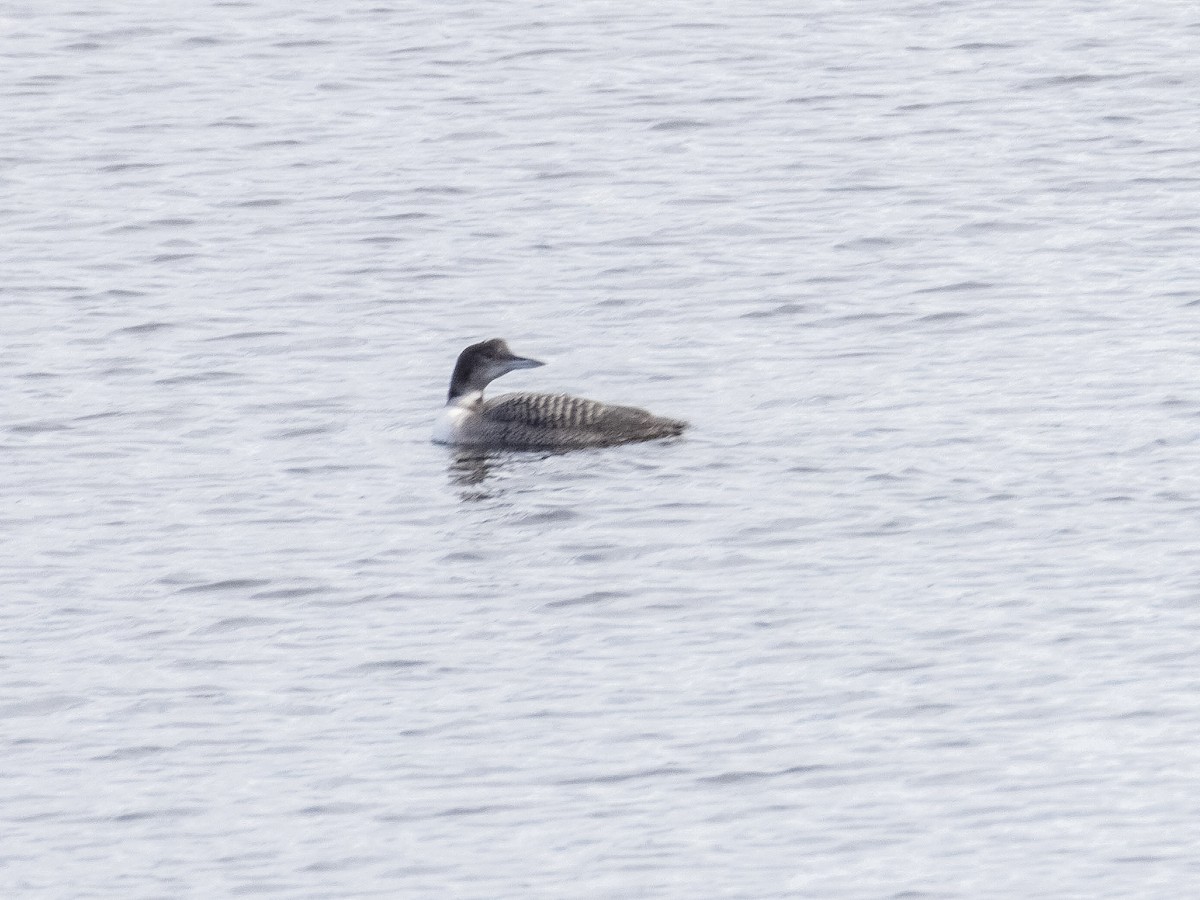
[4,2,1200,897]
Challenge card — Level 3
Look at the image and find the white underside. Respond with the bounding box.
[431,393,480,445]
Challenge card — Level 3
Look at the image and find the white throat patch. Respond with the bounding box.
[432,391,482,445]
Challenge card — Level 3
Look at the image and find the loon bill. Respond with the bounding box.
[432,338,687,451]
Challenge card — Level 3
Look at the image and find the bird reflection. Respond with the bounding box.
[446,447,569,501]
[447,449,503,500]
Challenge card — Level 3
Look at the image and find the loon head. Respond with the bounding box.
[448,338,544,402]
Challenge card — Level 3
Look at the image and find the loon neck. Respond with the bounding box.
[448,353,491,401]
[446,388,483,408]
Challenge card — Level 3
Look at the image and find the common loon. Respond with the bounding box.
[432,339,687,451]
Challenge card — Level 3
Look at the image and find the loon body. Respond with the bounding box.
[433,339,686,451]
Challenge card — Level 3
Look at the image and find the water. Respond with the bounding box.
[4,2,1200,897]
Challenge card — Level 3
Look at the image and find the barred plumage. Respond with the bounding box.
[484,393,605,429]
[471,392,686,450]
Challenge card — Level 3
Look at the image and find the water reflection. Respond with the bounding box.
[448,449,502,500]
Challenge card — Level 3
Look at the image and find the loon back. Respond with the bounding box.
[473,391,686,450]
[433,338,687,451]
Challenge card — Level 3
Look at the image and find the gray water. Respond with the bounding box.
[4,2,1200,897]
